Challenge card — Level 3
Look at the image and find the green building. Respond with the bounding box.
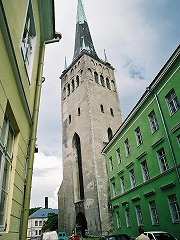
[0,1,61,239]
[102,46,180,239]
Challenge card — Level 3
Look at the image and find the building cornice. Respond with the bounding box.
[102,45,180,154]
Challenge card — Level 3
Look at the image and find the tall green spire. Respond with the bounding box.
[73,0,98,60]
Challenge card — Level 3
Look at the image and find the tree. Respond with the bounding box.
[29,207,41,216]
[42,212,58,231]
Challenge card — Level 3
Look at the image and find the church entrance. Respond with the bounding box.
[75,212,87,237]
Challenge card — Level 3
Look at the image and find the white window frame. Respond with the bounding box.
[157,148,169,173]
[135,126,143,146]
[129,169,136,188]
[177,134,180,148]
[0,115,15,231]
[109,157,113,171]
[125,208,131,227]
[120,176,126,193]
[116,148,121,165]
[21,0,37,82]
[141,160,150,182]
[115,211,121,229]
[165,89,180,116]
[167,194,180,223]
[149,200,159,225]
[135,205,143,226]
[148,110,159,133]
[112,182,117,197]
[124,138,130,157]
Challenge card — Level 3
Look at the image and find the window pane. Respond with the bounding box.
[165,89,180,115]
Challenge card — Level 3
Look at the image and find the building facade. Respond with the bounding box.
[0,1,60,240]
[58,0,122,236]
[102,46,180,239]
[27,208,58,240]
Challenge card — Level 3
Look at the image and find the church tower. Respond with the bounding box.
[58,0,122,236]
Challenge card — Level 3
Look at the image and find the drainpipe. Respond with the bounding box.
[146,87,180,183]
[20,35,61,240]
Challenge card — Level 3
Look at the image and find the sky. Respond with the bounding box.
[30,0,180,209]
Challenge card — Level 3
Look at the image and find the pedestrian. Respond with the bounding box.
[136,227,150,240]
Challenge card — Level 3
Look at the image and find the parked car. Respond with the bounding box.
[99,234,134,240]
[144,231,177,240]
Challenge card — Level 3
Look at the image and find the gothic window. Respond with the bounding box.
[107,128,113,141]
[148,110,159,133]
[106,78,111,89]
[69,115,71,123]
[111,80,116,91]
[76,75,80,87]
[72,133,84,200]
[100,104,104,113]
[63,87,66,99]
[94,72,99,83]
[87,68,93,80]
[0,114,15,230]
[100,75,105,86]
[165,89,180,115]
[21,0,36,81]
[67,84,70,96]
[110,108,114,117]
[72,79,75,92]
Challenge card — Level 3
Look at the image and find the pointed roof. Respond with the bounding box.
[73,0,98,60]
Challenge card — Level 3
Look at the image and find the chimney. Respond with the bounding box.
[45,197,48,209]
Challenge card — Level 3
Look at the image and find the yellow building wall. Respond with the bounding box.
[0,1,42,239]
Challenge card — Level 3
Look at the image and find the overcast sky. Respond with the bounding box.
[30,0,180,209]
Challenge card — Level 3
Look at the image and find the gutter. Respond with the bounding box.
[20,35,61,240]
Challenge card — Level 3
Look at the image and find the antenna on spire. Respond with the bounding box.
[64,57,67,70]
[104,49,108,63]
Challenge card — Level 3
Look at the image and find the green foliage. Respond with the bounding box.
[29,207,41,216]
[42,212,58,231]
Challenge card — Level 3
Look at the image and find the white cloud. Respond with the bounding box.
[30,152,63,209]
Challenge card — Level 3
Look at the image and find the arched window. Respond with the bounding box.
[107,128,113,141]
[63,87,66,99]
[111,80,116,91]
[87,68,93,80]
[72,79,75,92]
[94,72,99,83]
[72,133,84,200]
[78,107,81,116]
[110,108,114,117]
[76,75,80,87]
[100,104,104,113]
[100,75,105,86]
[106,78,111,89]
[67,83,70,96]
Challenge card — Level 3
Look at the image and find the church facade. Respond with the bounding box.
[58,0,122,236]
